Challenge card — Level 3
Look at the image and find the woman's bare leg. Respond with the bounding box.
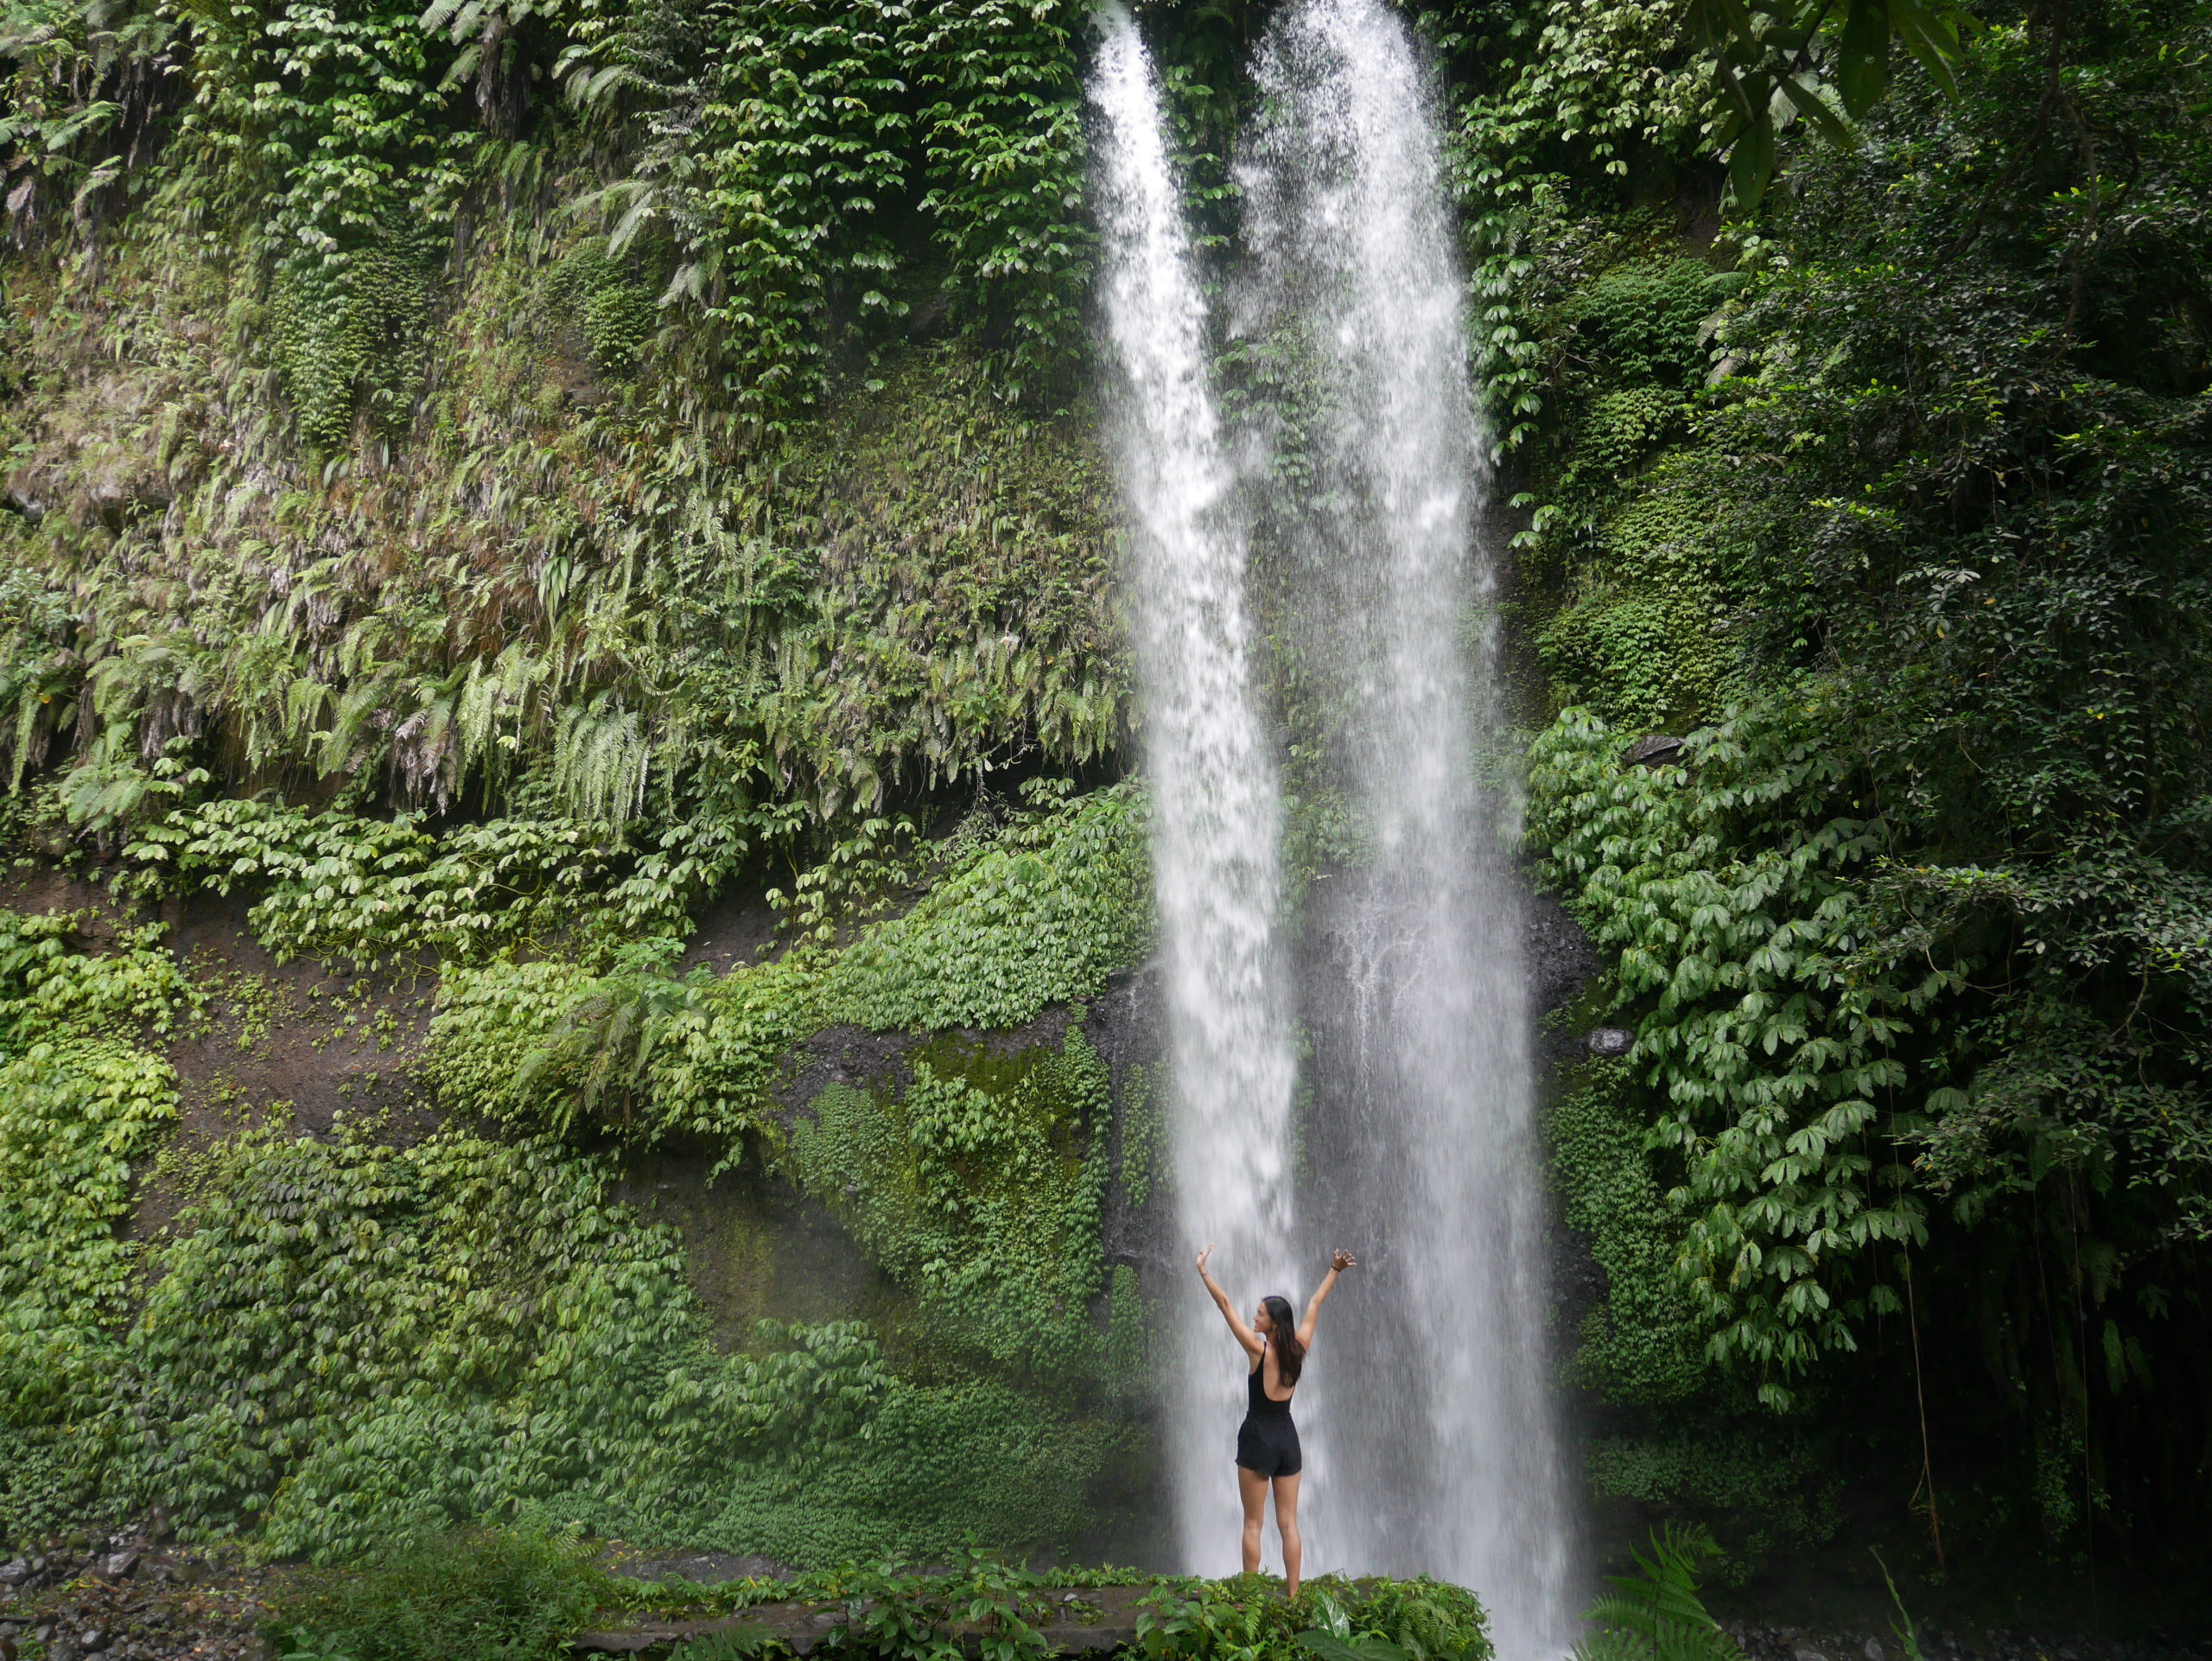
[1273,1473,1302,1597]
[1238,1467,1270,1575]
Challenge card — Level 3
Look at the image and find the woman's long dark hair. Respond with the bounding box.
[1261,1295,1304,1384]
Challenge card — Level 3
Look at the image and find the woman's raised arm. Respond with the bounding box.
[1297,1249,1357,1348]
[1195,1244,1264,1359]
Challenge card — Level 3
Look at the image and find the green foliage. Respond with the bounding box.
[822,1554,1059,1661]
[1530,704,1936,1397]
[1572,1524,1731,1661]
[1872,1550,1926,1661]
[679,1631,779,1661]
[1545,1063,1710,1407]
[904,0,1090,396]
[1497,246,1747,730]
[125,798,706,966]
[431,947,797,1150]
[0,779,1154,1561]
[117,1128,706,1555]
[261,1549,1495,1661]
[0,907,197,1038]
[1682,0,1972,211]
[269,233,440,449]
[594,0,910,428]
[0,1416,100,1546]
[0,1038,176,1334]
[1583,1434,1842,1580]
[0,249,1123,823]
[1298,1634,1414,1661]
[0,909,188,1540]
[272,1525,616,1661]
[429,781,1147,1155]
[1435,2,1718,445]
[0,907,188,1359]
[0,1099,1121,1563]
[788,1032,1112,1373]
[568,0,1092,423]
[0,0,175,232]
[1522,0,2212,1567]
[656,1377,1128,1567]
[168,0,480,444]
[1133,1577,1491,1661]
[541,240,664,377]
[823,780,1147,1033]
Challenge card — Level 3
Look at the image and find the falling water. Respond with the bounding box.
[1234,0,1581,1652]
[1084,4,1301,1579]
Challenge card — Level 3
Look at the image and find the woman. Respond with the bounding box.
[1195,1242,1357,1597]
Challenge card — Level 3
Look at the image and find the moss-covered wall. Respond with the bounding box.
[0,783,1171,1564]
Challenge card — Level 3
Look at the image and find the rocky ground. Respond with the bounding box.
[5,1533,2208,1661]
[0,1524,273,1661]
[1726,1623,2211,1661]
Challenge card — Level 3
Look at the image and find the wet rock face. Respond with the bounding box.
[1086,960,1167,1282]
[605,1549,798,1585]
[1620,734,1686,769]
[1525,891,1602,1060]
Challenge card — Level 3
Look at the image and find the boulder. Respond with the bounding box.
[1620,735,1686,769]
[1586,1027,1635,1058]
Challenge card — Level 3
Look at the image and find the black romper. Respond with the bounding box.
[1235,1342,1302,1477]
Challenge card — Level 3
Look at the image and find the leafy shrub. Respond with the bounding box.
[0,1096,1123,1561]
[594,0,911,430]
[666,1379,1133,1568]
[112,1129,707,1554]
[823,780,1148,1032]
[0,909,187,1363]
[429,781,1148,1155]
[905,0,1091,396]
[0,1040,178,1332]
[0,1419,104,1549]
[1134,1576,1491,1661]
[0,908,198,1039]
[125,800,705,968]
[1529,702,1933,1399]
[1582,1435,1842,1584]
[1542,1064,1708,1409]
[271,1525,615,1661]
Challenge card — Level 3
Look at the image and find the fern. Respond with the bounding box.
[1574,1526,1733,1661]
[554,692,652,824]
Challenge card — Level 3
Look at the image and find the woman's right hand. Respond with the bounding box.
[1195,1243,1215,1274]
[1331,1249,1357,1272]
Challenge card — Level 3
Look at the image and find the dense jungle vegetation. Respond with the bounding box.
[1,0,2207,1627]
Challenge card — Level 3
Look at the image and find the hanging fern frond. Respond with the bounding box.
[553,691,651,824]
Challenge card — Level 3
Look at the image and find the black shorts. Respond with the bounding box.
[1236,1412,1302,1477]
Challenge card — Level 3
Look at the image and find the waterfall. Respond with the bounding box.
[1234,0,1582,1653]
[1084,3,1300,1580]
[1089,2,1580,1645]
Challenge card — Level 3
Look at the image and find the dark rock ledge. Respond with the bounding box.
[573,1583,1151,1657]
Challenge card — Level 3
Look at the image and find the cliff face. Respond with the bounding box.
[7,0,2211,1614]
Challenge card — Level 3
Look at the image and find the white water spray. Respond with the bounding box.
[1234,1,1581,1651]
[1084,4,1300,1579]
